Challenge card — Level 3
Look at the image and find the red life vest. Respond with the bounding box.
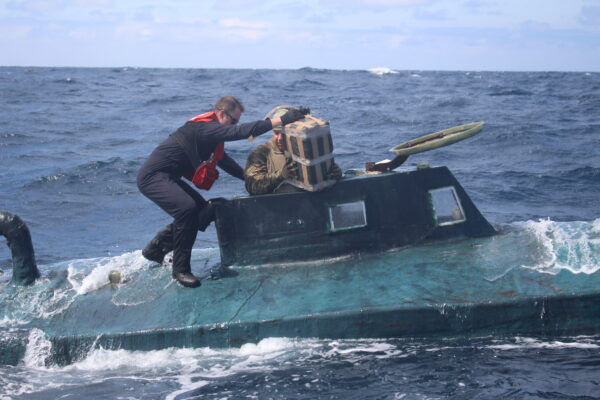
[186,112,224,190]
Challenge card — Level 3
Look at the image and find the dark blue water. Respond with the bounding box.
[1,67,600,399]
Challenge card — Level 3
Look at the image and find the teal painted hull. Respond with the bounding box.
[2,168,599,366]
[3,233,600,366]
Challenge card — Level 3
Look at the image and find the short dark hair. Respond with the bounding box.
[215,96,244,113]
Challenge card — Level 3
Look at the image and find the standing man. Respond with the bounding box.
[137,96,307,288]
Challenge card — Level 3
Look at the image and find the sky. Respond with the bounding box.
[1,0,599,71]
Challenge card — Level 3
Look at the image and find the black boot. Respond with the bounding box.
[142,225,173,264]
[172,244,200,288]
[172,271,201,288]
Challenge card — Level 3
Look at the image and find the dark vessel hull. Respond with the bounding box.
[215,167,496,266]
[3,167,600,366]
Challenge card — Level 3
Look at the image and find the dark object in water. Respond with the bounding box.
[0,211,40,286]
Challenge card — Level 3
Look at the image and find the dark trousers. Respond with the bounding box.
[137,170,207,274]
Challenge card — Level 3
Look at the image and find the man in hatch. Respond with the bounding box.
[244,109,342,195]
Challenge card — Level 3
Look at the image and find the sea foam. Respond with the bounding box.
[517,218,600,274]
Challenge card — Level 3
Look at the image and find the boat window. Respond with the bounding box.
[429,187,466,226]
[329,201,367,231]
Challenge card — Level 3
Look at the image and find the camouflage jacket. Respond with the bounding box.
[244,140,288,195]
[244,139,343,195]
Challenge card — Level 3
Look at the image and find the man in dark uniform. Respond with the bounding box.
[137,96,307,288]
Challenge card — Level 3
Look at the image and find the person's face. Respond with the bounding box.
[273,131,285,151]
[217,107,241,125]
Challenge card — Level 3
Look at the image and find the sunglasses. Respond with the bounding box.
[221,109,239,125]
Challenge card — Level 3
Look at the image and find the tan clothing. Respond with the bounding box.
[244,140,290,195]
[245,138,343,195]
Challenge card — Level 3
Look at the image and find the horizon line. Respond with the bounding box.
[0,65,598,74]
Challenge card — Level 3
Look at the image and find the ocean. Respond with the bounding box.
[1,66,599,399]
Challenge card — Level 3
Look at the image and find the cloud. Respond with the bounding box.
[358,0,425,5]
[387,34,409,48]
[217,18,271,41]
[413,7,448,20]
[72,0,112,6]
[579,6,600,27]
[5,0,65,13]
[67,26,99,40]
[114,21,156,40]
[218,19,268,30]
[0,24,31,40]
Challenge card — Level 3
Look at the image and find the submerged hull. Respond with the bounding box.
[2,167,600,366]
[4,239,600,366]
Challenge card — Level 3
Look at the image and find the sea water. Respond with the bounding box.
[1,67,599,399]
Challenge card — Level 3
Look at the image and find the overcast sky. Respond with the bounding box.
[1,0,599,71]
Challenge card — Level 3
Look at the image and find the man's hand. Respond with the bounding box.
[280,108,309,125]
[281,159,298,180]
[297,106,311,115]
[327,163,342,180]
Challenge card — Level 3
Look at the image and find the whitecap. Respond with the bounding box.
[66,250,151,295]
[367,67,399,76]
[488,336,600,350]
[23,328,53,368]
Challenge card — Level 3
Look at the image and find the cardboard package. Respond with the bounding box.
[282,115,337,191]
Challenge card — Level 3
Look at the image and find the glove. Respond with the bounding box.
[281,159,298,180]
[327,163,342,180]
[280,108,309,125]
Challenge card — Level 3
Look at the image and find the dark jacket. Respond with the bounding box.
[139,119,273,183]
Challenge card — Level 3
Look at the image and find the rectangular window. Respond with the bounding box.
[429,187,466,226]
[329,201,367,231]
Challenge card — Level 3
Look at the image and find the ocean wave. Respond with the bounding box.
[28,157,139,189]
[0,271,74,328]
[5,336,318,398]
[558,166,600,184]
[65,250,151,296]
[144,95,189,106]
[289,78,328,89]
[367,67,399,76]
[487,336,600,350]
[488,167,600,198]
[435,97,471,108]
[0,132,29,139]
[0,248,220,329]
[0,132,37,147]
[298,67,331,74]
[52,77,77,84]
[0,250,157,328]
[23,328,53,368]
[488,88,533,96]
[4,333,600,399]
